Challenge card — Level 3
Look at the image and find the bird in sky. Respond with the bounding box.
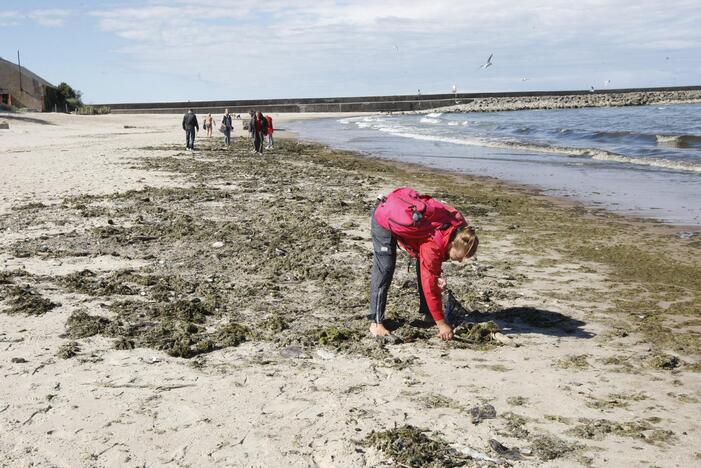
[604,79,611,87]
[394,44,399,53]
[521,77,529,81]
[480,53,493,69]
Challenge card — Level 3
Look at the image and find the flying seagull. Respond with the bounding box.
[521,77,529,81]
[480,53,493,69]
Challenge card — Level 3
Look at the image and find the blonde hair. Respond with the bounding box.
[452,226,478,258]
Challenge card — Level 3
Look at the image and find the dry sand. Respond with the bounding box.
[0,112,700,467]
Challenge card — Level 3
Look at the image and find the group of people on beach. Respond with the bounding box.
[181,108,273,153]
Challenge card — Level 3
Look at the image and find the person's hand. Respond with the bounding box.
[437,277,447,290]
[436,320,453,341]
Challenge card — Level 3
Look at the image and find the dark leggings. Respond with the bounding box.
[369,210,430,323]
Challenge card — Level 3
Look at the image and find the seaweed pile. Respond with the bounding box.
[5,139,500,361]
[361,425,469,467]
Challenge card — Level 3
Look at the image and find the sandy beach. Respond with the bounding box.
[1,112,700,467]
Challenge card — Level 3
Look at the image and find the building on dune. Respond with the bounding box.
[0,56,54,111]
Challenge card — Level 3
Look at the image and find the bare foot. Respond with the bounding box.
[369,322,391,337]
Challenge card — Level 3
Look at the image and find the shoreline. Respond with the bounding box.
[285,111,701,230]
[1,113,699,466]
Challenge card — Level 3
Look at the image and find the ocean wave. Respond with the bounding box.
[419,117,442,124]
[372,127,701,173]
[425,112,443,118]
[656,134,701,149]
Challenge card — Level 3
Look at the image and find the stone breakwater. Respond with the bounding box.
[432,89,701,113]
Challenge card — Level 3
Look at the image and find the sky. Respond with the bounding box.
[1,0,700,103]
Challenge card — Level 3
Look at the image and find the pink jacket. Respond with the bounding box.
[374,188,466,321]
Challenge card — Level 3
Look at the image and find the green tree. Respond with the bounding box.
[44,82,84,112]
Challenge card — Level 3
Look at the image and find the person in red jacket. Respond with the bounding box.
[265,114,274,149]
[370,187,478,341]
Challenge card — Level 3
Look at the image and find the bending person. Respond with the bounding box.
[369,187,478,341]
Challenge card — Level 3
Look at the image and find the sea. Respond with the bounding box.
[287,103,701,227]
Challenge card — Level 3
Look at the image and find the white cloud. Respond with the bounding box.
[0,11,20,27]
[28,9,71,28]
[82,0,701,99]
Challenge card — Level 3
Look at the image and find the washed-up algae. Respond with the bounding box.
[58,269,137,296]
[57,341,80,359]
[646,353,681,370]
[585,392,648,410]
[2,285,60,315]
[498,412,583,461]
[530,433,582,461]
[361,425,469,467]
[567,418,676,445]
[556,354,591,370]
[65,310,112,338]
[0,269,31,285]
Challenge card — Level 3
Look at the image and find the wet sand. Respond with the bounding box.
[1,113,700,467]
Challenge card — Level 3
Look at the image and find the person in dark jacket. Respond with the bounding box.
[253,111,268,154]
[248,110,256,140]
[221,108,233,147]
[182,109,199,151]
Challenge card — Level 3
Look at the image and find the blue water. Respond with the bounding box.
[288,103,701,226]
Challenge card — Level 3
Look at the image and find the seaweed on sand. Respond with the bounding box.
[0,269,30,285]
[2,285,60,315]
[451,321,503,350]
[556,354,591,370]
[530,433,582,461]
[567,418,676,445]
[361,425,468,467]
[646,353,681,370]
[57,341,80,359]
[65,310,112,338]
[58,269,137,296]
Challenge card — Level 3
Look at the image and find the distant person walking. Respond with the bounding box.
[265,114,274,149]
[182,109,199,151]
[253,111,268,154]
[205,113,214,137]
[248,110,256,140]
[221,109,233,147]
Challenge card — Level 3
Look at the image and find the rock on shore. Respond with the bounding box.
[432,89,701,113]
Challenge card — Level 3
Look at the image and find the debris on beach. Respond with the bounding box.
[2,285,60,315]
[529,433,582,461]
[488,439,522,460]
[58,269,137,296]
[65,310,112,338]
[452,321,505,350]
[567,418,676,445]
[469,403,497,424]
[556,354,591,369]
[646,353,681,370]
[361,425,468,467]
[57,341,81,359]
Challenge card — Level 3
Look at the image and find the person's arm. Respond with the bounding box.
[194,116,199,131]
[182,115,187,130]
[419,243,453,340]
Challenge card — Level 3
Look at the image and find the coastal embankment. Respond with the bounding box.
[0,113,699,466]
[97,86,701,115]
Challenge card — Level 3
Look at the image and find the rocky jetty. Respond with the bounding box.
[432,89,701,113]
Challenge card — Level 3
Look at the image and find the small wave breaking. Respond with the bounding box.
[371,126,701,173]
